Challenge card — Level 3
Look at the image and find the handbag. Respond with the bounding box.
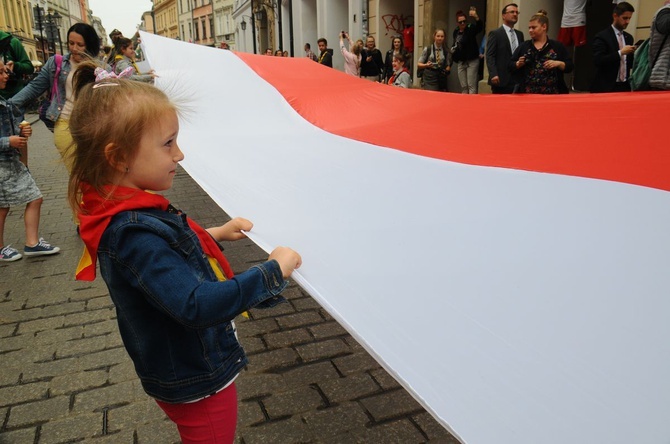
[38,54,62,132]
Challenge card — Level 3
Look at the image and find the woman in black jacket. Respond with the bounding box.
[450,8,484,94]
[509,10,573,94]
[383,36,409,83]
[360,36,385,81]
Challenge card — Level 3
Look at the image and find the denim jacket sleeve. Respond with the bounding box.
[104,222,288,329]
[10,55,55,111]
[0,136,10,153]
[0,101,16,155]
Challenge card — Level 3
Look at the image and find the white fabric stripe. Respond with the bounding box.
[141,32,670,444]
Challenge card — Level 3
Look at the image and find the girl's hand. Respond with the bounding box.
[269,246,302,278]
[19,123,32,138]
[9,136,28,149]
[207,217,253,242]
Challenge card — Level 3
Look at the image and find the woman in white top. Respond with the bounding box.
[339,32,362,77]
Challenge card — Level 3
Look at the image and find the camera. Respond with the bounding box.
[341,31,347,38]
[522,50,534,64]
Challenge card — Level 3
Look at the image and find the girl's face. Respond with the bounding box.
[122,44,135,59]
[119,110,183,191]
[366,37,375,50]
[393,38,401,49]
[434,31,445,46]
[0,62,7,90]
[68,32,87,63]
[392,58,404,71]
[528,20,547,40]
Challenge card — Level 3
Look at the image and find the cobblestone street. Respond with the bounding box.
[0,117,458,443]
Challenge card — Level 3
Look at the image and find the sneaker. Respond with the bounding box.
[24,238,61,257]
[0,245,22,262]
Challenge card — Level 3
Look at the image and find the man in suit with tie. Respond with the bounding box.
[486,3,525,94]
[590,2,636,93]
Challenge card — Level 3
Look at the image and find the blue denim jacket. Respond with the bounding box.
[0,97,21,160]
[98,208,287,403]
[9,54,72,121]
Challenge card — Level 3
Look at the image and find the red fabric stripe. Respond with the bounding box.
[237,53,670,192]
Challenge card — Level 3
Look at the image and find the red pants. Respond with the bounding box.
[156,383,238,443]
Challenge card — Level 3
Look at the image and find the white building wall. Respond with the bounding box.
[178,0,193,41]
[317,0,347,70]
[233,0,254,53]
[293,0,317,57]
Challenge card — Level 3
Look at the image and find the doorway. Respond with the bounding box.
[572,2,615,91]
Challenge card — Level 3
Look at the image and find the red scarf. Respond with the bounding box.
[76,184,234,281]
[388,68,409,86]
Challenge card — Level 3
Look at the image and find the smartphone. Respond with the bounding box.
[635,40,644,47]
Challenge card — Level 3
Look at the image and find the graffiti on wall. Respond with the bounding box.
[381,14,413,35]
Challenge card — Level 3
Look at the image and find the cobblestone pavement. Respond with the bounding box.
[0,118,459,443]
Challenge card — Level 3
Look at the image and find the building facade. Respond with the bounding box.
[154,0,179,39]
[1,0,38,62]
[192,0,214,45]
[214,0,235,49]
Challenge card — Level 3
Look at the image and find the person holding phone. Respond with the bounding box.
[450,8,484,94]
[590,2,636,93]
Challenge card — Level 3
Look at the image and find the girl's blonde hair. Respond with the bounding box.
[67,61,177,214]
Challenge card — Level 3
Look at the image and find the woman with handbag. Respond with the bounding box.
[10,23,102,171]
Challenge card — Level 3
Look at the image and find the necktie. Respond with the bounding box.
[617,32,626,82]
[510,29,518,53]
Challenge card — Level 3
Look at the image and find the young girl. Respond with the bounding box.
[388,53,412,88]
[112,37,156,83]
[68,61,302,442]
[0,60,60,261]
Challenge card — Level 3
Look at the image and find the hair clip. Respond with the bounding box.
[92,82,120,89]
[94,67,134,83]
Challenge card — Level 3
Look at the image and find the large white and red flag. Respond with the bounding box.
[140,32,670,444]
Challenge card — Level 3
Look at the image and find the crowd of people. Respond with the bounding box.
[298,2,670,94]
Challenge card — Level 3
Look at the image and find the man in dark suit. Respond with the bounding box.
[486,3,524,94]
[590,2,636,93]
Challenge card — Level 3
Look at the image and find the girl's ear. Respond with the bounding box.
[103,142,128,173]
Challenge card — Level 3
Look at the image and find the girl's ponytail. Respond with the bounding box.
[72,60,99,100]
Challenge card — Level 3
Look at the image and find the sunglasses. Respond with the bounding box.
[458,20,466,24]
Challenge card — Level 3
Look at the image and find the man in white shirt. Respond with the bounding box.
[485,3,524,94]
[590,2,635,92]
[558,0,588,47]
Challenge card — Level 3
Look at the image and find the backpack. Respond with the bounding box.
[0,35,20,89]
[630,34,669,91]
[38,54,62,132]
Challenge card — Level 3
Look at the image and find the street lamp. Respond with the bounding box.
[45,10,64,55]
[239,12,257,54]
[32,6,48,62]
